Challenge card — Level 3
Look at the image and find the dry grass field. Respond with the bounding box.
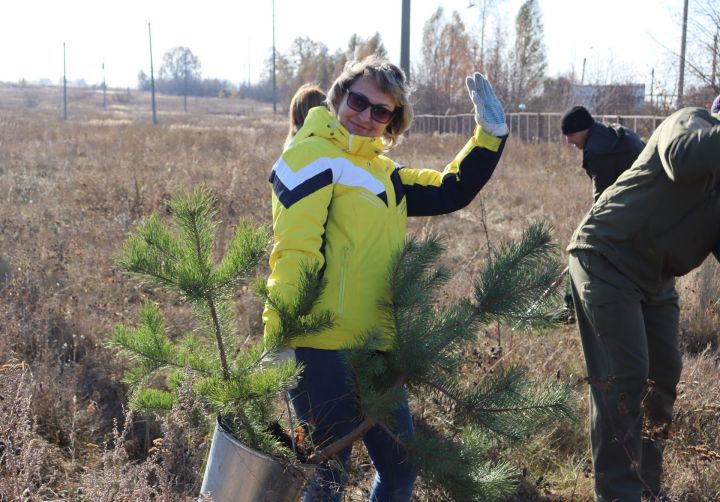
[1,82,719,501]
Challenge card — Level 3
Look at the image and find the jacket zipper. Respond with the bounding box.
[337,247,349,313]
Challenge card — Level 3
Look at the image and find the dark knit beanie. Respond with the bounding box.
[561,106,595,134]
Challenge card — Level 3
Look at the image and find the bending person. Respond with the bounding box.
[264,55,508,501]
[561,105,645,203]
[568,104,720,500]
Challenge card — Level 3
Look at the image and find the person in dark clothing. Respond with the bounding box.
[559,106,647,324]
[568,105,720,501]
[561,105,645,202]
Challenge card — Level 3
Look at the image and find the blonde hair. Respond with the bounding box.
[285,83,327,148]
[326,55,413,149]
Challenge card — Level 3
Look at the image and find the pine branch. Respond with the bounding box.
[131,388,175,413]
[408,425,518,501]
[169,186,217,280]
[473,221,564,329]
[415,375,469,411]
[113,185,305,457]
[211,220,269,292]
[259,263,336,354]
[332,222,573,499]
[453,367,575,440]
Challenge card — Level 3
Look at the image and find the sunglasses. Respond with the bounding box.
[345,91,396,124]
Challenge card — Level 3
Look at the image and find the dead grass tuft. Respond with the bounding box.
[77,411,175,501]
[0,360,61,499]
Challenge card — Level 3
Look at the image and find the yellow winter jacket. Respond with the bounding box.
[264,106,505,350]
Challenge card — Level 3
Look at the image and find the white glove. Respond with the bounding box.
[466,72,508,137]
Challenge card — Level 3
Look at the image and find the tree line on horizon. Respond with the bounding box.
[137,0,719,115]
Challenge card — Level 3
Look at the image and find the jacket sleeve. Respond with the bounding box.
[263,154,334,336]
[659,111,720,183]
[397,126,506,216]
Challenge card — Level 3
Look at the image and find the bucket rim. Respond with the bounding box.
[214,416,316,476]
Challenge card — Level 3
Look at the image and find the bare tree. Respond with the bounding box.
[250,33,388,109]
[352,33,388,62]
[158,47,202,96]
[510,0,547,108]
[484,22,512,107]
[414,8,474,114]
[287,37,335,90]
[686,0,720,93]
[651,0,719,103]
[469,0,505,72]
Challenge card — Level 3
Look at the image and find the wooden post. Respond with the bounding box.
[148,23,158,126]
[102,60,107,111]
[677,0,689,108]
[63,42,67,121]
[525,114,529,142]
[712,32,718,89]
[400,0,410,80]
[183,50,188,113]
[272,0,277,116]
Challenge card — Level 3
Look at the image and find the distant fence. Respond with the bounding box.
[410,112,667,142]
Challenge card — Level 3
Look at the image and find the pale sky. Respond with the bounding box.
[1,0,681,91]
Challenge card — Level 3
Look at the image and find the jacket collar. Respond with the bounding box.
[293,106,385,159]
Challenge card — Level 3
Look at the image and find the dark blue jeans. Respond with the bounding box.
[289,348,416,502]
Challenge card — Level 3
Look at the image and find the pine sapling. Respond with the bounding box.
[264,222,576,501]
[113,187,575,500]
[111,185,331,460]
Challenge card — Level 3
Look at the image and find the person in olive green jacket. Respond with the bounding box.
[567,105,720,501]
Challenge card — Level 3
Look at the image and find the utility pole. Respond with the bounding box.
[272,0,277,116]
[712,31,718,89]
[400,0,410,80]
[469,1,496,73]
[580,57,586,85]
[148,22,158,126]
[102,60,107,111]
[478,1,488,71]
[183,50,188,113]
[677,0,689,108]
[650,67,655,109]
[63,42,68,121]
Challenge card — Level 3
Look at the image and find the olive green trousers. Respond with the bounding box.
[569,250,682,502]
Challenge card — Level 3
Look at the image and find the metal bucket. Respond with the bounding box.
[200,419,314,502]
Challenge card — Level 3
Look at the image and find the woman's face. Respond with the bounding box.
[337,76,396,138]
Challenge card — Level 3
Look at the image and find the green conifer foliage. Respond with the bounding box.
[112,187,574,500]
[112,186,330,459]
[313,222,575,501]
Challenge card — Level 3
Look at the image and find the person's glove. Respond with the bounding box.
[466,72,508,137]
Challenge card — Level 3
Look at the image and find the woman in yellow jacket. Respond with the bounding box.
[265,55,508,502]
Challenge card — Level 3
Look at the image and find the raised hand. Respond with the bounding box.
[466,72,508,137]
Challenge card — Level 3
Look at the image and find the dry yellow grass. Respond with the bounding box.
[1,83,718,501]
